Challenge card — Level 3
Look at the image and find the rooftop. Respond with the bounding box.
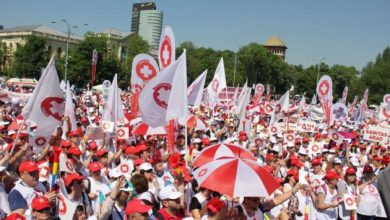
[0,25,83,40]
[263,36,287,48]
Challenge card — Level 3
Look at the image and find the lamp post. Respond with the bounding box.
[315,57,326,85]
[51,20,87,82]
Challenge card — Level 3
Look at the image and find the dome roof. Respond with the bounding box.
[264,36,287,48]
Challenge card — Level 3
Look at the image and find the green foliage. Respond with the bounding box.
[360,47,390,104]
[10,35,49,79]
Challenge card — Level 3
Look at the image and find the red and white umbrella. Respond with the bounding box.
[132,123,166,135]
[192,143,256,168]
[193,157,279,197]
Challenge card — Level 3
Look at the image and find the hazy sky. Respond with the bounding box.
[1,0,389,70]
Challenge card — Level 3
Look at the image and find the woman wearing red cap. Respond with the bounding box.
[357,165,387,219]
[337,167,359,220]
[315,170,340,220]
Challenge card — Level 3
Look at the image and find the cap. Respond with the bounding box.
[287,169,299,181]
[333,158,342,164]
[311,158,322,166]
[109,168,122,178]
[135,144,148,152]
[88,162,102,172]
[96,149,108,157]
[125,199,152,215]
[125,146,137,155]
[295,138,301,144]
[302,137,309,143]
[32,196,51,210]
[345,167,356,175]
[61,140,71,148]
[192,138,201,144]
[266,153,275,162]
[239,135,247,141]
[80,117,88,123]
[207,197,226,213]
[64,173,84,187]
[363,165,374,174]
[298,148,308,155]
[133,158,144,166]
[140,163,153,171]
[372,155,382,161]
[19,161,39,173]
[88,141,97,151]
[5,213,26,220]
[201,137,210,146]
[239,131,246,136]
[290,159,304,168]
[323,170,339,180]
[68,131,79,137]
[68,147,82,156]
[159,185,182,200]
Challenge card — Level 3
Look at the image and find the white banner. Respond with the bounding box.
[363,125,390,145]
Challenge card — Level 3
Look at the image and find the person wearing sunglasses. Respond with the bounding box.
[31,196,52,220]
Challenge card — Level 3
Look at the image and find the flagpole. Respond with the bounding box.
[9,119,26,155]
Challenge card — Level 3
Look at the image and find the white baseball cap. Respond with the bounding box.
[270,136,277,144]
[109,168,122,178]
[140,163,153,171]
[350,157,360,167]
[298,148,308,155]
[159,185,182,200]
[192,138,201,144]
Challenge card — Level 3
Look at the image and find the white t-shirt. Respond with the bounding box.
[357,183,381,217]
[315,184,338,220]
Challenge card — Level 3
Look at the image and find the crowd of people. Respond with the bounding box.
[0,88,388,220]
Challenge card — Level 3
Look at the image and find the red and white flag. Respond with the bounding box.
[91,49,98,87]
[270,90,289,125]
[64,81,77,131]
[116,127,129,140]
[130,54,159,119]
[361,88,369,112]
[158,25,176,70]
[207,58,227,107]
[188,70,207,106]
[102,74,124,124]
[22,57,64,134]
[139,51,187,127]
[316,75,333,127]
[328,130,343,144]
[341,86,348,104]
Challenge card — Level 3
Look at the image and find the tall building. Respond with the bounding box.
[263,36,287,61]
[131,2,163,55]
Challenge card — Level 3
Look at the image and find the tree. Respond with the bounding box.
[0,43,7,75]
[10,35,49,79]
[360,47,390,103]
[236,43,292,94]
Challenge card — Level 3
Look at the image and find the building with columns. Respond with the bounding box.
[263,36,287,60]
[0,25,133,72]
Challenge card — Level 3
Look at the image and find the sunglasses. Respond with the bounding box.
[36,207,51,213]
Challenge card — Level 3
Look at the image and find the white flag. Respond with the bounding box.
[238,88,252,131]
[64,81,77,131]
[207,58,227,106]
[270,90,289,125]
[236,81,248,114]
[139,51,187,127]
[188,70,207,106]
[22,57,64,133]
[158,25,176,70]
[102,74,124,123]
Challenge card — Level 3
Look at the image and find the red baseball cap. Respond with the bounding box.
[19,161,39,173]
[80,117,88,123]
[5,213,26,220]
[207,197,226,213]
[135,144,148,152]
[32,196,51,211]
[68,131,79,137]
[287,169,299,181]
[266,153,275,162]
[125,146,137,155]
[61,140,71,148]
[68,147,82,156]
[372,155,382,161]
[239,131,246,136]
[126,199,152,215]
[302,137,309,143]
[64,173,84,187]
[239,135,247,141]
[290,159,304,168]
[96,149,108,157]
[88,162,102,172]
[323,170,339,180]
[201,137,210,146]
[311,158,322,166]
[363,165,374,174]
[345,167,356,175]
[133,158,144,166]
[88,141,97,151]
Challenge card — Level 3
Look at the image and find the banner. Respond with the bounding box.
[316,75,333,127]
[298,120,317,133]
[363,125,390,145]
[158,25,176,69]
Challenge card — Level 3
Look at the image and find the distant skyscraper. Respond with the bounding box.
[131,2,163,54]
[0,25,3,30]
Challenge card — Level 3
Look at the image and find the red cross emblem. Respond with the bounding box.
[153,83,171,109]
[211,79,219,92]
[257,84,264,94]
[265,104,273,113]
[131,84,143,95]
[66,160,74,171]
[35,137,46,147]
[198,168,208,178]
[287,135,294,141]
[58,195,67,215]
[117,129,125,137]
[319,81,330,97]
[160,36,172,68]
[39,166,50,178]
[271,127,277,133]
[346,197,354,206]
[312,145,319,152]
[382,107,390,119]
[136,60,157,81]
[120,164,129,173]
[40,97,64,121]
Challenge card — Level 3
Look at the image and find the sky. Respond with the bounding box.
[1,0,390,70]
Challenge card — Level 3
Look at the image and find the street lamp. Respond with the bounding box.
[51,20,87,82]
[315,57,326,85]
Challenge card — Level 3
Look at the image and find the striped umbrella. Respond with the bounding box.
[193,157,279,197]
[132,123,166,135]
[192,143,256,168]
